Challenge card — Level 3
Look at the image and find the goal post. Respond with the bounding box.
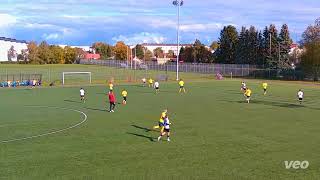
[62,72,92,85]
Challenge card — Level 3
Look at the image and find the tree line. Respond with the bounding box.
[23,41,85,64]
[215,24,293,69]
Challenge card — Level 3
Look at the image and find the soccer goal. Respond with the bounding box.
[62,72,92,85]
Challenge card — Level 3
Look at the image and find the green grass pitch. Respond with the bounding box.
[1,79,320,179]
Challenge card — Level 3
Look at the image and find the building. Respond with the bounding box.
[135,43,192,55]
[0,37,28,62]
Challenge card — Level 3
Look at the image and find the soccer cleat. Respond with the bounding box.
[167,138,170,142]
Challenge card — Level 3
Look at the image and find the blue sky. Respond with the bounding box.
[0,0,319,45]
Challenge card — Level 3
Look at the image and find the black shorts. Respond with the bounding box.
[246,95,251,98]
[164,128,170,132]
[123,97,127,101]
[180,86,184,89]
[80,95,85,98]
[263,88,267,91]
[299,98,303,101]
[155,87,159,89]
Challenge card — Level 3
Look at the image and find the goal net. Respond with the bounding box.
[62,72,92,85]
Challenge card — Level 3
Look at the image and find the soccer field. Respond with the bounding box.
[1,79,320,179]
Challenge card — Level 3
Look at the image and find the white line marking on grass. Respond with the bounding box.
[0,106,88,144]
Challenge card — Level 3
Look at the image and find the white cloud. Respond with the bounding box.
[112,32,166,45]
[0,13,17,37]
[0,13,17,27]
[25,23,57,29]
[42,33,60,40]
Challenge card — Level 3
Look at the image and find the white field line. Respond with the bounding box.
[0,106,88,144]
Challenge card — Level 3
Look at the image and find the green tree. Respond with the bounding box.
[192,39,213,63]
[180,46,194,62]
[267,24,279,68]
[92,42,113,59]
[153,47,164,58]
[236,26,248,64]
[144,49,153,61]
[301,24,320,80]
[133,44,144,59]
[257,31,265,66]
[38,41,51,64]
[278,24,293,69]
[217,25,238,63]
[49,45,65,64]
[179,47,185,61]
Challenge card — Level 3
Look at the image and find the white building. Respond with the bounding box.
[58,45,92,52]
[130,43,192,55]
[0,37,28,62]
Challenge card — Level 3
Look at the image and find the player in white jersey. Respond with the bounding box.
[241,82,247,91]
[80,88,86,103]
[157,117,171,142]
[297,89,304,104]
[154,81,160,93]
[142,78,146,87]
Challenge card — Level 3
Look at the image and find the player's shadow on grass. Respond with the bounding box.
[131,125,152,132]
[126,132,155,142]
[64,99,81,104]
[84,107,107,112]
[235,100,305,108]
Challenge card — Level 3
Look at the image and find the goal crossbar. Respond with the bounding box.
[62,72,92,85]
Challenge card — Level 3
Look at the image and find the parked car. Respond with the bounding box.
[139,64,148,70]
[120,63,129,69]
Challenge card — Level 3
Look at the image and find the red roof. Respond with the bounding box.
[290,43,298,49]
[85,53,100,60]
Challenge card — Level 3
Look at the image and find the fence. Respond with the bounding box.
[80,59,304,80]
[79,59,257,77]
[0,62,304,87]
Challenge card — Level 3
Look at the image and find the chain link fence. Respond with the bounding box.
[0,61,304,87]
[79,59,303,80]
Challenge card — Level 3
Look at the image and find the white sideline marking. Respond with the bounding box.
[0,106,88,144]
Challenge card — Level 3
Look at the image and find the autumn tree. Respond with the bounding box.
[113,41,128,60]
[144,49,153,61]
[27,41,40,64]
[49,45,65,64]
[167,50,175,58]
[64,46,77,64]
[210,41,219,51]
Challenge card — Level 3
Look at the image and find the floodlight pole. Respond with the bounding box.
[173,0,183,81]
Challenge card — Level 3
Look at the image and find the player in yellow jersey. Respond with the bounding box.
[148,78,154,87]
[179,79,186,93]
[262,82,268,95]
[121,89,128,104]
[153,109,167,133]
[244,88,252,103]
[109,82,114,91]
